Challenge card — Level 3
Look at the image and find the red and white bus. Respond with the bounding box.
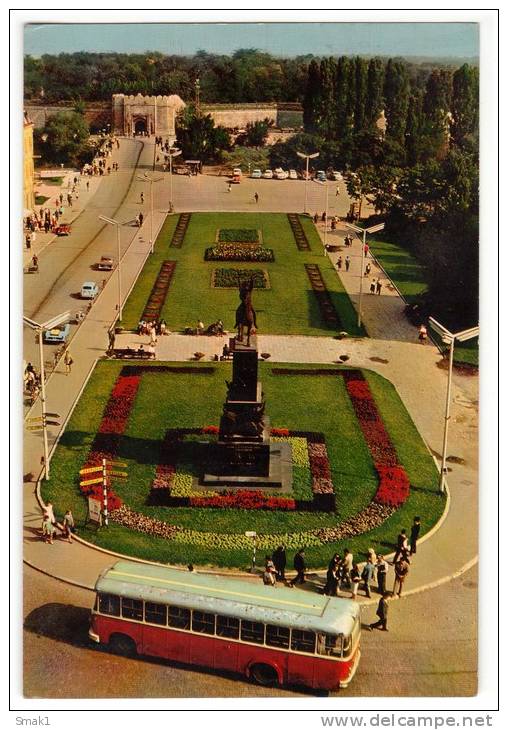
[89,560,361,691]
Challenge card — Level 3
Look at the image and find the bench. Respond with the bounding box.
[109,348,155,360]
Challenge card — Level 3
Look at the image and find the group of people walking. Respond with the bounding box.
[41,502,75,545]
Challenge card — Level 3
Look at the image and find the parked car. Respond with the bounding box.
[316,170,327,182]
[81,281,99,299]
[97,256,114,271]
[300,170,312,180]
[330,170,343,181]
[43,323,70,344]
[274,168,288,180]
[288,169,298,180]
[55,223,71,236]
[263,169,273,179]
[251,169,262,179]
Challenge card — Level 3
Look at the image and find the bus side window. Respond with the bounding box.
[241,620,265,645]
[192,611,216,635]
[145,602,167,626]
[121,598,143,621]
[291,629,316,654]
[266,624,290,649]
[318,633,342,656]
[168,606,191,630]
[216,615,240,639]
[98,593,120,617]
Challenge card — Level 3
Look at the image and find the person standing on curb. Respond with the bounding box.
[345,256,351,272]
[393,528,409,563]
[64,349,73,375]
[368,592,390,631]
[272,545,286,583]
[108,329,116,353]
[361,554,376,598]
[376,554,388,595]
[393,555,410,598]
[376,279,383,295]
[63,509,75,544]
[350,563,361,599]
[290,549,306,586]
[410,516,421,555]
[337,256,343,270]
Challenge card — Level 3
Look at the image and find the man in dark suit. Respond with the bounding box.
[410,516,421,555]
[290,549,306,585]
[368,593,390,631]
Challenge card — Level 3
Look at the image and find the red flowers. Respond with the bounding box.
[190,490,296,510]
[202,425,219,435]
[271,427,289,436]
[344,373,411,507]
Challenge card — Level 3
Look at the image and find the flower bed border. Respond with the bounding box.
[287,213,311,251]
[304,263,342,329]
[211,268,270,289]
[141,260,176,322]
[204,244,275,262]
[170,212,191,248]
[215,228,261,244]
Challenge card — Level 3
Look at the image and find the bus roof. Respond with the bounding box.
[95,561,359,636]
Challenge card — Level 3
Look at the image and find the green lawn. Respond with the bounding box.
[42,361,443,569]
[35,195,49,205]
[120,212,364,337]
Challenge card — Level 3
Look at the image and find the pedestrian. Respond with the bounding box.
[108,330,116,353]
[350,563,361,599]
[150,327,157,346]
[64,349,73,375]
[140,192,144,203]
[197,319,204,335]
[331,218,336,231]
[418,324,428,343]
[370,278,376,294]
[393,529,409,563]
[313,213,319,224]
[410,516,421,555]
[139,212,144,226]
[59,193,63,204]
[365,262,371,277]
[321,211,326,222]
[272,545,286,582]
[254,192,259,204]
[45,501,56,525]
[336,185,340,196]
[340,548,353,588]
[42,513,55,544]
[393,556,410,597]
[32,254,38,268]
[368,592,390,631]
[25,233,31,250]
[86,180,90,191]
[323,554,340,596]
[376,554,388,595]
[345,256,350,272]
[376,279,382,295]
[63,509,75,543]
[361,555,376,598]
[290,549,306,585]
[228,182,232,192]
[263,556,276,586]
[337,256,343,270]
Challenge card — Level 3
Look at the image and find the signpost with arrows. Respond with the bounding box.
[79,459,128,527]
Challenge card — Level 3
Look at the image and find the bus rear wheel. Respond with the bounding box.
[250,663,279,687]
[109,634,137,657]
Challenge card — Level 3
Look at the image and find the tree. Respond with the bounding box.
[302,59,321,133]
[35,111,90,166]
[450,64,479,149]
[335,56,353,143]
[176,108,231,163]
[383,59,410,146]
[318,57,337,139]
[365,58,385,128]
[353,57,368,133]
[421,69,452,160]
[242,118,272,147]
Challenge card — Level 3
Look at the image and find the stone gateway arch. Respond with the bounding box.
[112,93,185,140]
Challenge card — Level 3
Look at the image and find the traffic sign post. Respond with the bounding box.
[245,531,257,573]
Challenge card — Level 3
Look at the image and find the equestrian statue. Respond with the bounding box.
[234,276,257,346]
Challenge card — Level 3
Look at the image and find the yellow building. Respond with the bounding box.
[23,111,35,211]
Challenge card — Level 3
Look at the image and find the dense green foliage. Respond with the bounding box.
[42,361,442,568]
[175,107,231,163]
[34,110,92,166]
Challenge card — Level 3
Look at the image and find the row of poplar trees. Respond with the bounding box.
[302,57,479,165]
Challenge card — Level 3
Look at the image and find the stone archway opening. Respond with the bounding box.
[134,117,147,136]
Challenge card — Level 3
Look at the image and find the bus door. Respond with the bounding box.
[166,606,191,663]
[287,629,317,687]
[214,615,240,671]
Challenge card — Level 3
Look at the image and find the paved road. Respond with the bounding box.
[22,563,477,699]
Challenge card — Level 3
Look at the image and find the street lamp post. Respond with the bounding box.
[99,215,124,320]
[313,179,330,255]
[345,221,385,329]
[428,319,479,494]
[296,151,319,215]
[167,147,182,212]
[23,312,70,480]
[137,173,163,254]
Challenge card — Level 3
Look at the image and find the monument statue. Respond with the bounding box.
[234,276,257,346]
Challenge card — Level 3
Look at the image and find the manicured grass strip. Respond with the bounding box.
[367,236,428,304]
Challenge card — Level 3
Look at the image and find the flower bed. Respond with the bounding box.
[170,212,191,248]
[343,370,410,507]
[79,371,142,510]
[205,243,274,262]
[212,268,269,289]
[304,263,342,329]
[287,213,311,251]
[217,228,259,243]
[141,260,176,322]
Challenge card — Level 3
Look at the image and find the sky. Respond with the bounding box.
[24,22,479,59]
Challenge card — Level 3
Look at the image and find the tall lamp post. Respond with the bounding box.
[99,214,124,320]
[23,311,69,479]
[428,318,479,494]
[296,151,319,215]
[137,172,163,254]
[313,179,330,255]
[167,147,182,212]
[345,221,385,329]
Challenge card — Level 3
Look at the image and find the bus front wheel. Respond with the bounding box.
[250,663,279,687]
[109,633,137,657]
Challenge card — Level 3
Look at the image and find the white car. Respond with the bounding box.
[330,170,343,181]
[263,169,273,179]
[97,256,114,271]
[288,169,298,180]
[251,169,262,179]
[81,281,99,299]
[274,168,288,180]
